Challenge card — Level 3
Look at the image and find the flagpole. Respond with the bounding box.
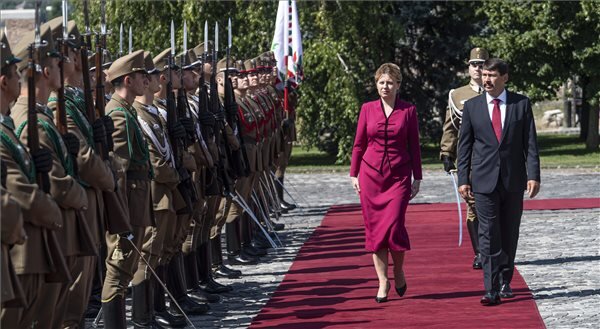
[283,0,290,116]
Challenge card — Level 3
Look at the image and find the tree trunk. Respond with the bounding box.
[585,104,599,150]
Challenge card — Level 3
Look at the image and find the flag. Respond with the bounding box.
[271,0,303,88]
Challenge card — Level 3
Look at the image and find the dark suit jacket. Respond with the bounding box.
[457,91,540,194]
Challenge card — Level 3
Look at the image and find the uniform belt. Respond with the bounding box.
[126,170,151,181]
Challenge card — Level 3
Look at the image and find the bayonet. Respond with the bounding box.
[204,21,208,53]
[128,26,132,54]
[215,22,219,53]
[183,20,187,54]
[170,20,175,56]
[228,17,232,50]
[82,0,91,48]
[119,23,123,57]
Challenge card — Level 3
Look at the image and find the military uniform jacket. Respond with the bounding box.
[1,188,26,306]
[236,94,259,173]
[107,94,153,227]
[49,87,115,246]
[244,95,266,172]
[1,112,63,276]
[11,97,88,257]
[134,100,179,212]
[440,81,482,160]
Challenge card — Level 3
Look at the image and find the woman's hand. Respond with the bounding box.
[350,176,360,195]
[410,179,421,200]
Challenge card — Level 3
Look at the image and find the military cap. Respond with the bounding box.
[46,17,81,49]
[106,49,146,82]
[88,51,113,71]
[259,51,274,68]
[243,58,258,73]
[192,41,214,59]
[153,48,179,72]
[144,51,158,74]
[13,25,61,72]
[1,30,22,70]
[216,56,238,73]
[233,59,246,72]
[179,49,200,70]
[469,47,489,63]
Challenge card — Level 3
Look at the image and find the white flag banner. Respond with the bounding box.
[271,0,303,88]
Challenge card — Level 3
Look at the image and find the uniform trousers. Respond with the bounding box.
[212,173,256,238]
[101,225,146,302]
[474,179,523,292]
[132,210,176,283]
[62,255,96,328]
[0,274,49,328]
[275,140,293,179]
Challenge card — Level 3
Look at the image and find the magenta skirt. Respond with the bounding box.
[359,162,412,252]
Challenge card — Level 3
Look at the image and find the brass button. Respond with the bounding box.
[131,183,137,189]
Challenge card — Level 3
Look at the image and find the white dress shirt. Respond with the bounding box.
[486,89,507,128]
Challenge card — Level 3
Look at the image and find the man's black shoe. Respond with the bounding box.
[280,200,296,211]
[228,253,258,265]
[499,283,514,298]
[200,277,233,294]
[169,296,209,316]
[213,264,242,279]
[243,244,268,257]
[480,291,501,306]
[188,287,221,303]
[155,310,186,328]
[472,254,482,269]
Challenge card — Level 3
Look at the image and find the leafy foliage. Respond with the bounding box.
[472,0,600,149]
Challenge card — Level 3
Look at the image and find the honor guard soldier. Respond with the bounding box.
[0,29,64,328]
[151,48,209,322]
[440,47,489,270]
[102,49,153,328]
[9,23,89,328]
[46,19,117,328]
[177,49,221,304]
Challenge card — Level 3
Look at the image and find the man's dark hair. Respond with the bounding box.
[111,75,125,88]
[483,58,509,76]
[1,65,13,78]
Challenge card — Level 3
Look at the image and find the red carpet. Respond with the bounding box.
[250,198,599,329]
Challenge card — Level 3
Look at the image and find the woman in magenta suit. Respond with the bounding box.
[350,63,422,303]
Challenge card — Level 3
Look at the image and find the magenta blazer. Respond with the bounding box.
[350,98,422,180]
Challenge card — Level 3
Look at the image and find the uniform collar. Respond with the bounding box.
[469,80,484,94]
[0,114,15,130]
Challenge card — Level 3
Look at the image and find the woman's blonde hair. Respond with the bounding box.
[374,63,402,85]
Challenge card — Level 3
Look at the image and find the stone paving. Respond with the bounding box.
[87,169,599,328]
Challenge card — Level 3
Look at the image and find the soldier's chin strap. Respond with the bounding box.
[448,169,463,247]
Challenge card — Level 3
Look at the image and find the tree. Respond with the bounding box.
[472,0,600,150]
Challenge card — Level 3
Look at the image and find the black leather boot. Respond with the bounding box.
[184,251,221,303]
[167,252,210,315]
[132,279,163,328]
[102,296,127,329]
[213,234,242,278]
[198,242,233,294]
[467,219,482,269]
[278,177,296,211]
[154,266,186,328]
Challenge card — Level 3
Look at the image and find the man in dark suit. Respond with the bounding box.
[457,58,541,306]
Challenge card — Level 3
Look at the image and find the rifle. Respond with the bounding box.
[167,21,194,214]
[29,0,72,284]
[209,22,233,196]
[195,22,220,196]
[81,0,96,135]
[223,17,250,178]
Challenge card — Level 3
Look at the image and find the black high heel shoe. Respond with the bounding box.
[375,282,390,303]
[395,282,407,297]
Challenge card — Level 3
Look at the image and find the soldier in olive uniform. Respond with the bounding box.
[8,25,88,328]
[1,30,61,325]
[151,48,209,321]
[439,47,489,270]
[102,49,153,328]
[46,19,117,328]
[178,49,222,304]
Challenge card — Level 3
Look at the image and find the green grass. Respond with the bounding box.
[286,134,600,173]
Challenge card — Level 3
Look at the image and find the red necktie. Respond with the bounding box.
[492,98,502,142]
